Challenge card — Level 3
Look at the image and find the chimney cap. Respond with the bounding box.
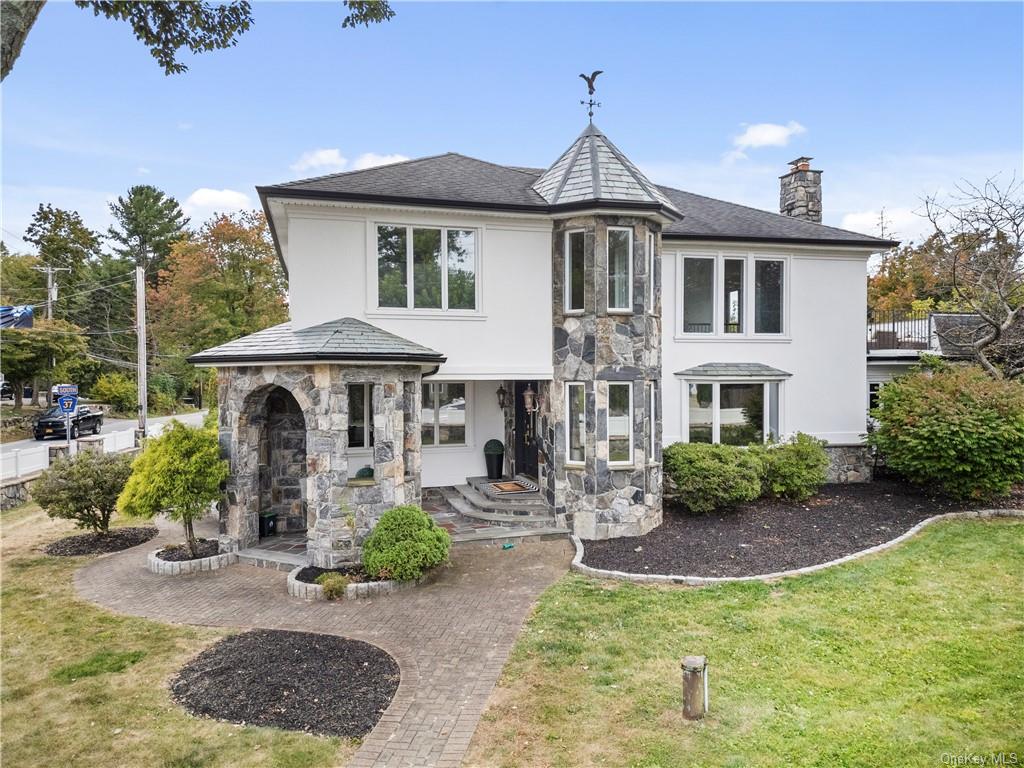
[789,156,814,166]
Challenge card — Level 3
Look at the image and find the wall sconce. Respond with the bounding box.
[496,384,508,410]
[522,384,536,413]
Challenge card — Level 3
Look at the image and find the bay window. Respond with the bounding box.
[421,382,467,446]
[347,383,374,449]
[684,381,781,444]
[607,382,633,464]
[376,224,478,311]
[565,230,585,313]
[678,252,787,336]
[566,382,586,464]
[607,227,633,312]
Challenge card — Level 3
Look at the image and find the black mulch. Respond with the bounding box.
[295,564,367,585]
[171,629,400,738]
[43,526,158,557]
[582,480,1024,578]
[156,539,220,562]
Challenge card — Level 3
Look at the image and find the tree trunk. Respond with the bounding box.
[1,1,46,81]
[13,379,24,411]
[184,517,198,559]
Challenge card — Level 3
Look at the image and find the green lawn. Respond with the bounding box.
[468,519,1024,768]
[1,504,352,768]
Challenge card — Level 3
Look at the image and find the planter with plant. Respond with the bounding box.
[483,439,505,480]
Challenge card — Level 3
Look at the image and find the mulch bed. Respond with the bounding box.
[582,480,1024,578]
[155,539,220,562]
[171,629,400,737]
[295,564,368,585]
[43,526,158,557]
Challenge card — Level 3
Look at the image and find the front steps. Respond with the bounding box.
[433,478,570,543]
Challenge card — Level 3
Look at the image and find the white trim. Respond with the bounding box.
[607,226,633,312]
[646,380,657,460]
[607,381,633,466]
[421,381,470,448]
[647,231,656,316]
[564,229,586,314]
[565,381,586,466]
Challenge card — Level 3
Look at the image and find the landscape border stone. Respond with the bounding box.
[570,508,1024,585]
[146,548,238,576]
[286,566,421,601]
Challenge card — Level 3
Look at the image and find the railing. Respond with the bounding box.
[867,309,932,351]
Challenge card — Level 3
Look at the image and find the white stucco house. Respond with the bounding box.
[190,122,894,566]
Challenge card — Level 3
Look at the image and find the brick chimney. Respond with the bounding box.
[779,156,822,223]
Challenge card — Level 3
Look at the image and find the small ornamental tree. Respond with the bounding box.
[118,421,228,558]
[32,451,133,534]
[362,506,451,582]
[869,365,1024,500]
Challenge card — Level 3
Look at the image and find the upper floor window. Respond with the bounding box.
[377,225,477,311]
[565,230,585,313]
[421,382,467,446]
[347,383,374,449]
[647,232,656,315]
[607,227,633,312]
[679,252,787,336]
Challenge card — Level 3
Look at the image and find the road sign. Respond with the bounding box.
[56,383,78,396]
[58,395,78,413]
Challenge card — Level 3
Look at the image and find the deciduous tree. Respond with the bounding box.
[33,451,134,534]
[0,319,88,409]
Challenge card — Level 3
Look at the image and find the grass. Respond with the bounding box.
[467,518,1024,768]
[1,503,356,768]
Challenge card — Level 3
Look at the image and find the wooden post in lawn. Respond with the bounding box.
[681,655,708,720]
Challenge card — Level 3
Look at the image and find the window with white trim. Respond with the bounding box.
[347,383,374,449]
[566,230,585,313]
[647,231,656,315]
[421,382,467,446]
[646,380,657,459]
[377,224,477,311]
[608,382,633,464]
[685,381,781,445]
[566,382,586,464]
[679,253,787,336]
[607,227,633,312]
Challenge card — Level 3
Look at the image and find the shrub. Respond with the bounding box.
[362,505,450,581]
[91,372,137,413]
[663,442,762,513]
[869,366,1024,500]
[118,421,229,558]
[315,572,351,599]
[754,432,829,501]
[32,451,134,534]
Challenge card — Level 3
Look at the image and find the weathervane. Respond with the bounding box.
[579,70,603,122]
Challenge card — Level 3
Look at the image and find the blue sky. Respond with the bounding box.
[3,1,1022,251]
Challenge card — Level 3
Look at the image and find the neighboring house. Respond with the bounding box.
[190,123,894,565]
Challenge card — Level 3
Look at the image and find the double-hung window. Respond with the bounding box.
[679,252,786,336]
[685,381,781,445]
[607,227,633,312]
[376,225,478,311]
[607,382,633,464]
[646,381,657,460]
[566,382,586,465]
[647,231,656,315]
[347,383,374,449]
[421,382,467,446]
[565,230,586,313]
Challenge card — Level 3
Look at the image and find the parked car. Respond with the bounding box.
[33,405,104,440]
[0,382,13,400]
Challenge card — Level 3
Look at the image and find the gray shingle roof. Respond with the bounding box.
[187,317,446,365]
[675,362,792,378]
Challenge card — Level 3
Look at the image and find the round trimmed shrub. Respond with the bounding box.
[869,365,1024,500]
[362,505,451,582]
[753,432,829,501]
[663,442,762,513]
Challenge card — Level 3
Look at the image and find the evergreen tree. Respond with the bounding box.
[107,185,189,283]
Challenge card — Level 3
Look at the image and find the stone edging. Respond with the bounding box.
[146,549,238,576]
[286,566,419,601]
[570,508,1024,586]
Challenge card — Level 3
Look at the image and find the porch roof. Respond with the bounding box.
[187,317,446,366]
[675,362,792,379]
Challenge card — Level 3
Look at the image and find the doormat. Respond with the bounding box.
[490,479,539,495]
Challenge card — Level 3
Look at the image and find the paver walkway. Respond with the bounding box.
[74,519,572,768]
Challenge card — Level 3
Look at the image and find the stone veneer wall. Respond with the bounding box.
[824,444,873,483]
[263,389,307,532]
[540,214,663,539]
[218,363,424,567]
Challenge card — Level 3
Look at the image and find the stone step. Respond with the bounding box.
[465,476,548,506]
[237,548,308,571]
[455,483,551,516]
[450,526,570,544]
[440,487,556,529]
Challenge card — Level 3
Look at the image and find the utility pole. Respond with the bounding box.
[31,264,71,319]
[135,266,148,439]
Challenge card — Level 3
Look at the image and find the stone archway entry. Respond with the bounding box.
[262,387,307,534]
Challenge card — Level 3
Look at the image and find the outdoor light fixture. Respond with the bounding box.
[496,384,508,410]
[522,384,536,413]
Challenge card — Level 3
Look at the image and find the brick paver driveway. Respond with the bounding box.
[74,521,572,768]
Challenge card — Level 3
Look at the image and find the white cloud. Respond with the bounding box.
[351,152,410,170]
[182,188,253,219]
[137,166,151,175]
[290,148,348,173]
[725,121,806,162]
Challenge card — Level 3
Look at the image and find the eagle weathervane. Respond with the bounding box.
[579,69,603,122]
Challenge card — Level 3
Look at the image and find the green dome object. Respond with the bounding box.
[483,439,505,455]
[355,465,374,479]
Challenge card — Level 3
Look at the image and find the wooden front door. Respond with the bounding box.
[513,380,539,480]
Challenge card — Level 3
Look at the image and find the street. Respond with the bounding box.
[0,410,207,455]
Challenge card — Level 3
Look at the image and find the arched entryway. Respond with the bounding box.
[260,387,308,534]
